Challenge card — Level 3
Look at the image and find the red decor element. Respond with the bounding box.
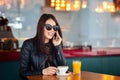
[63,48,120,58]
[0,48,120,62]
[0,50,20,62]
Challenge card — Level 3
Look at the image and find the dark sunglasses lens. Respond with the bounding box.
[45,24,52,30]
[53,26,59,31]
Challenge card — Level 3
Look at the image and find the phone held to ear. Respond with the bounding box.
[54,33,57,38]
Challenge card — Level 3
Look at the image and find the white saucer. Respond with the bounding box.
[57,73,69,76]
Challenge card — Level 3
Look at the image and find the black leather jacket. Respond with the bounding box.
[20,38,66,77]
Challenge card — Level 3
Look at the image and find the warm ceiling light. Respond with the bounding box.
[60,0,66,7]
[51,0,55,2]
[55,6,61,10]
[50,0,81,11]
[56,0,60,3]
[102,1,108,9]
[61,0,65,3]
[109,4,116,12]
[82,1,87,8]
[50,0,55,7]
[61,3,65,7]
[82,4,87,8]
[56,3,60,7]
[66,3,71,11]
[0,0,4,5]
[51,3,55,7]
[95,7,104,13]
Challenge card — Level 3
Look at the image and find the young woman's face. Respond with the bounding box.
[44,19,56,43]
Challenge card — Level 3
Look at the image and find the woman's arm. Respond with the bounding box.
[20,40,42,77]
[56,45,67,66]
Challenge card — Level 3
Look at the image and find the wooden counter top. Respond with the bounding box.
[27,71,120,80]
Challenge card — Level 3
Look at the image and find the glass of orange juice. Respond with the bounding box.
[74,74,81,80]
[72,60,81,74]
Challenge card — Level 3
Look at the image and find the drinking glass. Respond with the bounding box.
[72,60,81,74]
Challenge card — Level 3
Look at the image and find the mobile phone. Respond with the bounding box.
[54,33,57,38]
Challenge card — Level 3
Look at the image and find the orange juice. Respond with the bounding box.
[72,61,81,74]
[67,76,72,80]
[74,74,81,80]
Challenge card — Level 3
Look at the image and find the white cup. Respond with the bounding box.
[57,66,69,75]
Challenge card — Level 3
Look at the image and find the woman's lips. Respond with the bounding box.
[48,32,54,37]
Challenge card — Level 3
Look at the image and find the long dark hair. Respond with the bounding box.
[34,13,63,55]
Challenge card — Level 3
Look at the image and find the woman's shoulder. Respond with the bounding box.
[23,38,35,46]
[24,38,34,42]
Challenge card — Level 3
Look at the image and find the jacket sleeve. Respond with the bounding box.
[55,45,67,66]
[20,40,42,77]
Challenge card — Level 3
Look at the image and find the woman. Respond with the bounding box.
[20,13,67,79]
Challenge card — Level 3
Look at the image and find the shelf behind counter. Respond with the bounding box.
[1,47,120,61]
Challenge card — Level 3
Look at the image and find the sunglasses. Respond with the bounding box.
[45,24,59,31]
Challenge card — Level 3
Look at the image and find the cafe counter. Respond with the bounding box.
[0,48,120,61]
[63,48,120,76]
[0,48,120,80]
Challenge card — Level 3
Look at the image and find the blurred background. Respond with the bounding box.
[0,0,120,49]
[1,1,120,80]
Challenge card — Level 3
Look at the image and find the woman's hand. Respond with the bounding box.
[42,66,58,75]
[52,31,62,46]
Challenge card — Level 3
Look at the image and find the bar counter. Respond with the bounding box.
[63,47,120,58]
[1,48,120,61]
[0,50,20,62]
[27,71,120,80]
[0,48,120,80]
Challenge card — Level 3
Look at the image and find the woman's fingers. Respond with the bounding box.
[52,31,62,46]
[56,31,60,38]
[42,67,58,75]
[48,67,58,75]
